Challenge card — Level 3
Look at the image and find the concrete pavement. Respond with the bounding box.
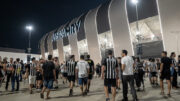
[0,77,180,101]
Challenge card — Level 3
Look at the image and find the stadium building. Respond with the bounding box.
[39,0,180,64]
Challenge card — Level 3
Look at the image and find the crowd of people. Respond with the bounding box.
[0,50,180,101]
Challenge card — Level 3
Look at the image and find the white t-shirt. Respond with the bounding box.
[121,56,134,75]
[61,64,67,73]
[150,62,157,72]
[76,60,89,78]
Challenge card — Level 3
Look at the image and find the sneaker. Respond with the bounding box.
[40,93,44,99]
[106,98,110,101]
[167,94,171,97]
[121,98,128,101]
[69,89,73,96]
[30,90,33,94]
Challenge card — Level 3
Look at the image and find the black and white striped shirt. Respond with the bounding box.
[102,56,118,79]
[6,62,14,74]
[14,63,22,76]
[66,60,77,76]
[30,63,37,76]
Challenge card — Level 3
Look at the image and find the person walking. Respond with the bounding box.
[26,57,37,94]
[121,50,138,101]
[160,51,172,97]
[117,57,122,90]
[5,58,14,91]
[11,58,22,92]
[150,58,158,86]
[86,55,94,93]
[66,55,77,96]
[54,57,60,89]
[76,55,89,96]
[40,55,57,99]
[101,50,118,101]
[170,52,178,89]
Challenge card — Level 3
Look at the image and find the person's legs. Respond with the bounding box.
[46,89,50,99]
[11,76,15,91]
[5,74,11,90]
[160,79,164,94]
[104,79,109,100]
[79,78,83,95]
[15,76,19,91]
[83,78,88,93]
[129,75,138,100]
[111,87,116,101]
[122,76,128,100]
[166,80,171,95]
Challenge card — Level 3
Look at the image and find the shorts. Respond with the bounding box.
[151,72,157,77]
[67,76,75,82]
[62,73,67,77]
[88,74,93,80]
[160,71,170,80]
[44,79,53,89]
[104,79,116,87]
[36,72,43,80]
[79,78,88,85]
[56,70,59,79]
[29,76,36,84]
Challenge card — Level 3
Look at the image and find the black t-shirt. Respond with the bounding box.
[0,65,3,77]
[161,57,172,73]
[86,59,94,74]
[42,61,55,80]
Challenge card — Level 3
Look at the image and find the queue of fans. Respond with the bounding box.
[0,50,180,101]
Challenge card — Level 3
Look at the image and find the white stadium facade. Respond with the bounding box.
[39,0,180,64]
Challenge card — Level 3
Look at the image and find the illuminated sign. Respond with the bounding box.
[52,20,81,42]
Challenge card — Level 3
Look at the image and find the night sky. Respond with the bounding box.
[0,0,157,54]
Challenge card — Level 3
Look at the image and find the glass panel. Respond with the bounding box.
[53,49,59,57]
[63,45,71,61]
[45,52,49,59]
[98,31,114,59]
[77,39,88,55]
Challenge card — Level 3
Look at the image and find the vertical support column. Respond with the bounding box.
[85,8,101,64]
[109,0,134,57]
[47,31,54,55]
[157,0,180,55]
[69,32,79,61]
[57,39,65,63]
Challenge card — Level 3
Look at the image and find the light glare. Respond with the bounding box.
[131,0,138,4]
[26,26,33,31]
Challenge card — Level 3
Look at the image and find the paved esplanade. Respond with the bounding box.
[0,77,180,101]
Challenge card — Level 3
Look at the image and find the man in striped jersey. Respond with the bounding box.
[121,50,138,101]
[101,50,118,101]
[11,58,22,92]
[26,57,37,94]
[66,55,77,96]
[5,58,14,91]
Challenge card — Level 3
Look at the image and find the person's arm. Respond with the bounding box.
[160,63,163,74]
[101,65,105,79]
[53,69,57,81]
[52,63,57,81]
[75,64,79,79]
[92,61,95,75]
[121,58,126,71]
[121,64,125,71]
[25,66,29,78]
[101,58,106,79]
